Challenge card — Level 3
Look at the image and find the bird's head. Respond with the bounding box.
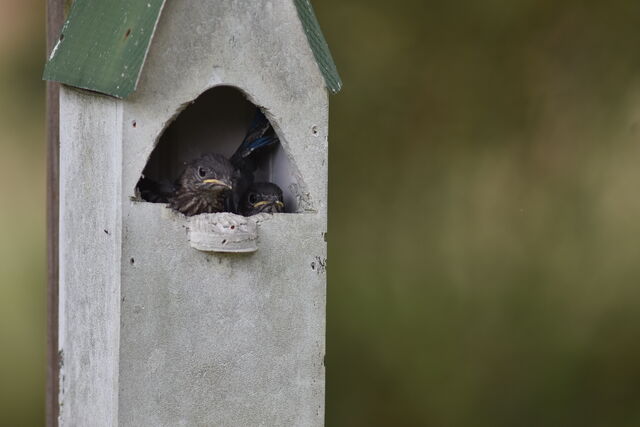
[180,153,235,195]
[241,182,285,216]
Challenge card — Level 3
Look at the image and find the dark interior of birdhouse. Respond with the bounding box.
[135,86,300,216]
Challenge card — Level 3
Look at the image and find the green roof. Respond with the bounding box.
[43,0,341,98]
[43,0,166,98]
[293,0,343,94]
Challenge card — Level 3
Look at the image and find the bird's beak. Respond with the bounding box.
[202,179,232,189]
[252,200,285,209]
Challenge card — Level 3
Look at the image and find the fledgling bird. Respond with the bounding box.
[137,108,280,215]
[169,153,237,216]
[231,109,279,174]
[230,109,280,209]
[240,182,285,216]
[136,176,177,203]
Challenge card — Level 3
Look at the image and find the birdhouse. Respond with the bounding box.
[43,1,340,425]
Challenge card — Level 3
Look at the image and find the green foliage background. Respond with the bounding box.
[2,1,640,425]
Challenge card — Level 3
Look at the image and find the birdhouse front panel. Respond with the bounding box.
[120,1,330,424]
[55,0,333,426]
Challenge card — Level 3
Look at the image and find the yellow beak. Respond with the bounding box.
[202,179,232,189]
[252,200,285,209]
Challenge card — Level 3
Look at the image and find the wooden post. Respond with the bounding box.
[46,1,64,426]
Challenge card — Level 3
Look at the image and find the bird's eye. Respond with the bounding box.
[248,193,257,204]
[198,167,207,178]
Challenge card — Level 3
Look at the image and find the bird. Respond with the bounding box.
[240,182,285,216]
[136,107,280,216]
[136,176,177,204]
[168,153,238,216]
[230,109,280,210]
[231,108,279,174]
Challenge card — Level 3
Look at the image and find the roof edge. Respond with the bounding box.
[293,0,343,94]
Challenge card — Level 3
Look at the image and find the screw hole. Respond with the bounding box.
[132,120,137,128]
[311,126,319,136]
[130,258,135,265]
[221,239,227,245]
[124,28,132,39]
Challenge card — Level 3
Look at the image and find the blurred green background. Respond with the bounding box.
[3,0,640,426]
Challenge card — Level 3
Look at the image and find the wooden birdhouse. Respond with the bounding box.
[44,1,340,425]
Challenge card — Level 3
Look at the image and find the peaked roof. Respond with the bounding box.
[293,0,342,94]
[43,0,166,98]
[43,0,341,98]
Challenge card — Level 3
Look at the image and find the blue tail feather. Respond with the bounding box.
[231,108,279,166]
[246,109,270,137]
[234,134,279,160]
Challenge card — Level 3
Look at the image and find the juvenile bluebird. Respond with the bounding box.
[240,182,285,216]
[169,153,237,216]
[231,109,280,209]
[230,108,279,174]
[136,176,177,204]
[136,108,280,216]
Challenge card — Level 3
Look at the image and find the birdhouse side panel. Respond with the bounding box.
[58,87,123,426]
